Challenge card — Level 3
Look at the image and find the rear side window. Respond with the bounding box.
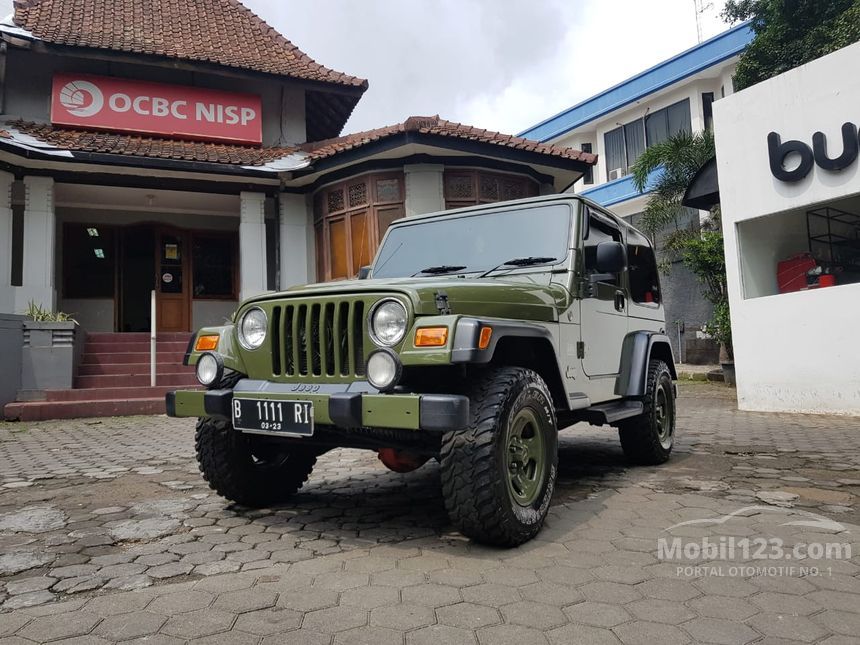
[583,211,623,287]
[627,229,661,303]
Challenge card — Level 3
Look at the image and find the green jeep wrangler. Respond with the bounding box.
[167,194,677,546]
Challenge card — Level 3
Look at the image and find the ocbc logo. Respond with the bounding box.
[768,122,858,182]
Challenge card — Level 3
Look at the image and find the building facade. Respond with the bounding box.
[0,0,594,336]
[519,23,754,360]
[713,41,860,416]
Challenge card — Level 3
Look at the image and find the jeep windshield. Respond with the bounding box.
[371,204,571,279]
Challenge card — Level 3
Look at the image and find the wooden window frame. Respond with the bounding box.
[314,172,405,282]
[443,169,539,210]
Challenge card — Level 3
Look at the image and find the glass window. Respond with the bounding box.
[604,127,626,175]
[63,224,115,298]
[581,143,594,184]
[627,229,661,303]
[702,92,715,131]
[192,234,236,298]
[583,213,623,287]
[624,120,646,169]
[645,99,692,146]
[667,99,692,136]
[372,204,571,279]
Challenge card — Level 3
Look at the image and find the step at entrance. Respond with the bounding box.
[4,332,200,421]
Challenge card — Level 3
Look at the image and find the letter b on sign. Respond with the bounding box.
[768,132,814,182]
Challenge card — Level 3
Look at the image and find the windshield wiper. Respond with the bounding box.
[478,256,558,278]
[412,264,469,277]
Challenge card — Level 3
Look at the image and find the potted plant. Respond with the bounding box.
[703,299,734,385]
[20,301,80,392]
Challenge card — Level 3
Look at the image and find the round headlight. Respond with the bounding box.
[367,349,402,392]
[370,299,408,346]
[238,307,267,350]
[196,352,223,388]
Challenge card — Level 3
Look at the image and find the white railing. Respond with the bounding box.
[150,290,156,387]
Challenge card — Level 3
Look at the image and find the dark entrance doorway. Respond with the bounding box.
[154,227,191,332]
[117,225,192,333]
[118,225,155,332]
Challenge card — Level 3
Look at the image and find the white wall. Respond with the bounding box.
[193,300,237,328]
[713,41,860,415]
[404,164,445,217]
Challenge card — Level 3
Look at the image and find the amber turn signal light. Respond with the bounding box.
[478,326,493,350]
[415,327,448,347]
[195,334,220,351]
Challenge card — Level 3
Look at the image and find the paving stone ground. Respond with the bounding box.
[0,383,858,644]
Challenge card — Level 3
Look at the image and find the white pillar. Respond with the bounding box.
[16,176,55,312]
[404,164,445,217]
[0,172,14,313]
[279,193,310,289]
[239,191,268,301]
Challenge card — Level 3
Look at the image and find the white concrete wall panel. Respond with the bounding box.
[404,164,445,217]
[279,193,311,289]
[17,176,56,312]
[239,192,268,300]
[0,172,15,314]
[713,41,860,415]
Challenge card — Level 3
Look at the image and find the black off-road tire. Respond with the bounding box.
[618,359,676,465]
[195,417,318,507]
[440,367,558,547]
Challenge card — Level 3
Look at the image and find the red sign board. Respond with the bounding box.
[50,73,262,145]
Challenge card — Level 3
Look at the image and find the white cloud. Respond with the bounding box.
[0,0,732,139]
[245,0,730,135]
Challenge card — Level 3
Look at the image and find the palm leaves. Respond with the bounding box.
[631,130,715,238]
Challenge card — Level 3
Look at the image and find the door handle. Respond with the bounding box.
[614,290,626,312]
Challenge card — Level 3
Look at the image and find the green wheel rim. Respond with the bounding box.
[655,382,674,450]
[505,407,546,507]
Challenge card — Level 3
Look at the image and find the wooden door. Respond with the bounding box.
[155,228,191,332]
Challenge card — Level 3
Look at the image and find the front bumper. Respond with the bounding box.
[165,379,469,433]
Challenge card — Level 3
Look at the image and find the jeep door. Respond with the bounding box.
[579,208,629,379]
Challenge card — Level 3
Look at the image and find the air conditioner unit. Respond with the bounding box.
[608,168,624,181]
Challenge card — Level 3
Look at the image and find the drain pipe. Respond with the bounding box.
[150,290,157,387]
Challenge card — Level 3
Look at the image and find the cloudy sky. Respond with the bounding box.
[2,0,731,137]
[245,0,731,136]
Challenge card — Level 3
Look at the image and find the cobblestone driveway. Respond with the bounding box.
[0,383,858,644]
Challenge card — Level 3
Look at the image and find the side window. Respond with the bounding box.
[583,210,623,287]
[627,229,661,304]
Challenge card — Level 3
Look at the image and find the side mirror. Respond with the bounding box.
[357,266,371,280]
[595,241,626,274]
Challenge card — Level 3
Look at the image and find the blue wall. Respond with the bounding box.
[519,23,753,143]
[580,167,662,207]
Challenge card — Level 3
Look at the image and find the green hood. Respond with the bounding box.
[244,276,573,322]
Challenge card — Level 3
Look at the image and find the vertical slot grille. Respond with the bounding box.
[323,303,335,376]
[271,306,281,376]
[337,302,350,375]
[297,304,308,375]
[284,305,294,376]
[271,297,375,379]
[310,303,322,376]
[353,300,365,375]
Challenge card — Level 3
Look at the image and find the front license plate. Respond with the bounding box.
[232,398,314,436]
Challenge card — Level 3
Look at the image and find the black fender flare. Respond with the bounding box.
[616,331,677,397]
[450,317,554,364]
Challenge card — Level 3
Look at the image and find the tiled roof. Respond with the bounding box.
[304,116,598,164]
[11,0,367,89]
[2,120,303,167]
[0,117,596,171]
